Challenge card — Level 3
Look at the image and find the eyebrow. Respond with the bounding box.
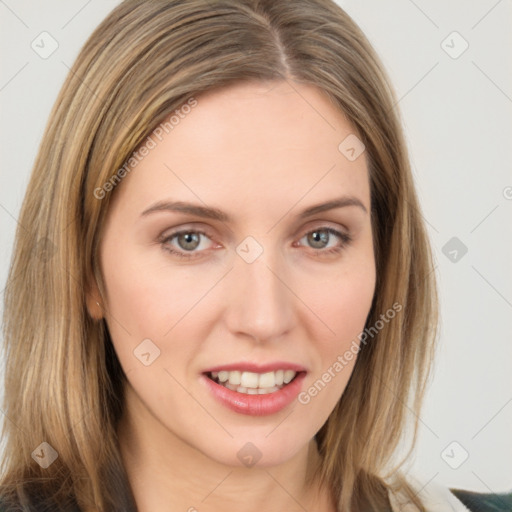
[140,196,368,222]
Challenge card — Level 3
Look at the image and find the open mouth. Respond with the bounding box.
[206,369,301,395]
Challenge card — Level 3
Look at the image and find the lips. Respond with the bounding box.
[203,362,306,395]
[200,362,307,416]
[203,362,307,373]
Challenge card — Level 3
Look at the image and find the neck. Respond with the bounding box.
[117,383,335,512]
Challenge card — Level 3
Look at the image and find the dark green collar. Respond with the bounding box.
[450,488,512,512]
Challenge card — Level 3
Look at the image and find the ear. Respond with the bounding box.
[85,273,104,321]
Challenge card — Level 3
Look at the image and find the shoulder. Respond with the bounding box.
[388,477,512,512]
[450,487,512,512]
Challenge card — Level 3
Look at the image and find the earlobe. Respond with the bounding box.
[85,279,104,320]
[88,299,104,320]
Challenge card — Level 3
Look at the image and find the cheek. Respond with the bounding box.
[99,246,186,371]
[325,272,375,347]
[297,256,375,403]
[303,256,376,350]
[99,242,230,379]
[101,234,193,330]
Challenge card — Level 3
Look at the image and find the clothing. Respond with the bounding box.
[1,484,510,511]
[450,487,512,511]
[388,479,512,512]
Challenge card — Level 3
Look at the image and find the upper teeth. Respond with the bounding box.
[212,370,296,388]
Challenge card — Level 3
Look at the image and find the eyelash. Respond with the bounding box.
[160,227,352,260]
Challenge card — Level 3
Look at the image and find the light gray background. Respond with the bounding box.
[1,0,511,495]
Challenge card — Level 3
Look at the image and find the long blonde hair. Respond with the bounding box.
[1,1,438,510]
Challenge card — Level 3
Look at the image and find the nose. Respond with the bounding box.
[223,244,295,343]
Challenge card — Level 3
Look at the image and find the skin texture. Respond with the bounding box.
[88,80,376,512]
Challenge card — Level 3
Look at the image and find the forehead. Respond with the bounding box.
[108,80,370,221]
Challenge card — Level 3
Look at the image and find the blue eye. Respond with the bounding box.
[160,226,351,259]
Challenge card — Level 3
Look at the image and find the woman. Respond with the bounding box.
[0,1,508,511]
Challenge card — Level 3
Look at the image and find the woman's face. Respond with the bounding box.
[92,80,376,467]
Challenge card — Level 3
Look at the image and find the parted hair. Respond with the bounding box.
[0,1,438,511]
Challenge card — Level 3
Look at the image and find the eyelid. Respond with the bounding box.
[296,226,352,252]
[158,222,217,243]
[159,222,352,259]
[158,227,219,258]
